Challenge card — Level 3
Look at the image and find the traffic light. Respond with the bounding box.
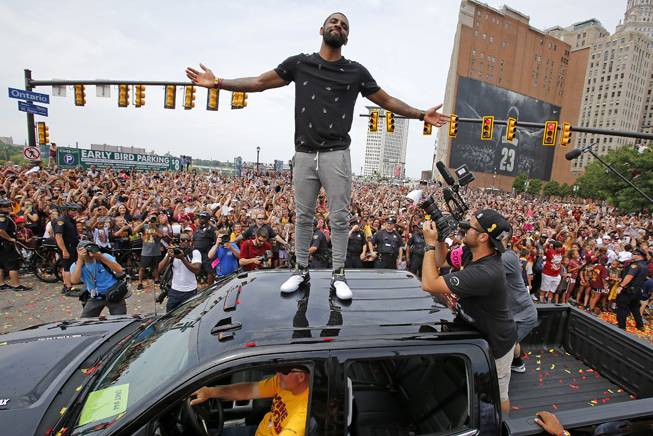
[74,85,86,106]
[542,120,558,146]
[368,110,379,132]
[164,85,176,109]
[448,114,458,138]
[386,111,395,133]
[118,84,129,107]
[560,122,572,147]
[135,85,146,107]
[231,92,248,109]
[184,85,196,110]
[207,88,219,111]
[423,121,432,135]
[37,122,49,145]
[481,116,494,140]
[506,117,517,141]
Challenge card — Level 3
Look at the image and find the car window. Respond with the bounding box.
[345,355,470,435]
[71,289,217,433]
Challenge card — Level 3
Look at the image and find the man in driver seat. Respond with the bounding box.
[191,366,309,436]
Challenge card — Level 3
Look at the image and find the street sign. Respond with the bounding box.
[23,146,41,161]
[8,87,50,104]
[18,101,48,117]
[57,147,181,171]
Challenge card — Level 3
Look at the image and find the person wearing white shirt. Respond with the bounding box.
[157,232,201,312]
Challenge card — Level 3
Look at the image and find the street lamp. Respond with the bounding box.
[256,146,260,172]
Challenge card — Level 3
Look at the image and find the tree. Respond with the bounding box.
[575,145,652,211]
[512,173,528,192]
[542,180,561,197]
[526,178,544,195]
[559,183,572,198]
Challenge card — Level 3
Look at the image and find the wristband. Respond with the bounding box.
[424,244,436,253]
[214,78,224,89]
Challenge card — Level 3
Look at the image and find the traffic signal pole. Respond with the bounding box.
[24,69,36,147]
[358,114,653,141]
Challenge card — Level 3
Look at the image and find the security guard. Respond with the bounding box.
[408,223,426,277]
[615,248,648,331]
[309,220,330,269]
[371,217,402,269]
[345,219,366,269]
[193,211,217,285]
[54,203,81,295]
[0,199,31,291]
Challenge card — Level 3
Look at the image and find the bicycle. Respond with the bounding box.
[16,237,63,283]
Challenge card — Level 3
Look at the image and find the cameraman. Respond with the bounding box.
[421,209,517,415]
[157,232,202,312]
[208,229,240,277]
[71,241,127,317]
[239,228,272,271]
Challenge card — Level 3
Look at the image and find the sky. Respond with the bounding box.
[0,0,626,177]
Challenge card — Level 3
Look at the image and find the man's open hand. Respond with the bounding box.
[186,64,216,88]
[423,104,451,128]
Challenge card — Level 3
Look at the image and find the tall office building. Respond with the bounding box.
[617,0,653,39]
[571,29,653,172]
[436,0,581,190]
[362,106,409,178]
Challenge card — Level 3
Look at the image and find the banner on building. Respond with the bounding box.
[450,77,559,180]
[57,147,181,171]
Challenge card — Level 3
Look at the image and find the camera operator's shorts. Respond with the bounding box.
[540,273,561,293]
[140,255,160,269]
[495,344,516,403]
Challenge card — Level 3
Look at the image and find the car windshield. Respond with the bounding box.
[72,289,220,432]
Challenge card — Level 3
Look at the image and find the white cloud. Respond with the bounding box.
[0,0,626,177]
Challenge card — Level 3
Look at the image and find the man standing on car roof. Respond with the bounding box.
[186,12,450,301]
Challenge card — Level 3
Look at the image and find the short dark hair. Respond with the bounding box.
[323,12,348,27]
[256,228,269,239]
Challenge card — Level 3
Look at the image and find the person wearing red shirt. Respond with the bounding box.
[588,256,609,313]
[239,228,273,271]
[539,241,565,303]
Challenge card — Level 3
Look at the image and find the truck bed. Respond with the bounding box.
[510,345,633,419]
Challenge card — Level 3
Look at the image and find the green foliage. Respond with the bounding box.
[0,141,26,164]
[559,183,572,197]
[542,180,561,197]
[512,173,527,192]
[526,178,544,195]
[575,145,653,212]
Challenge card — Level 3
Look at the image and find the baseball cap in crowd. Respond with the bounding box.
[15,216,25,224]
[0,198,11,208]
[387,216,397,224]
[474,209,511,253]
[198,211,210,219]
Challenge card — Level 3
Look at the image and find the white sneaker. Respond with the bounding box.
[280,268,310,293]
[331,269,352,300]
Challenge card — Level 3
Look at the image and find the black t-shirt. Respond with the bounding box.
[275,53,380,152]
[347,230,365,255]
[443,253,517,358]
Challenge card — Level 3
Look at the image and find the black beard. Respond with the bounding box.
[323,30,346,48]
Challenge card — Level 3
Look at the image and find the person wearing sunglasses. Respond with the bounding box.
[157,230,202,312]
[421,209,517,416]
[191,366,309,436]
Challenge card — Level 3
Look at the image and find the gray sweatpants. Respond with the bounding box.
[293,149,352,270]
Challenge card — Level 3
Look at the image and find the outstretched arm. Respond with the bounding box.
[366,89,450,127]
[185,63,288,92]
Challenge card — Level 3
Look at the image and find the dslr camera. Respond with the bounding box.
[419,162,475,242]
[220,234,230,244]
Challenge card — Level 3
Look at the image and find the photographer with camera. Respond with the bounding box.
[71,240,128,317]
[157,231,202,312]
[208,229,240,277]
[420,209,517,415]
[239,228,273,271]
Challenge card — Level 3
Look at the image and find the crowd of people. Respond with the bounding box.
[1,161,651,323]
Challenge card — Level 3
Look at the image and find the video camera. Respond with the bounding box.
[419,162,475,242]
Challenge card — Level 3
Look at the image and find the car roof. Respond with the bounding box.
[195,269,469,363]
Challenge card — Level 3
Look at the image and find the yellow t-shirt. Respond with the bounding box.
[255,375,308,436]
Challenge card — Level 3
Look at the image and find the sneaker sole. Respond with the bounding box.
[511,366,526,373]
[280,277,310,293]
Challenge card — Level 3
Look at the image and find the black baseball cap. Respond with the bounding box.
[474,209,511,253]
[0,198,11,208]
[387,216,397,224]
[198,211,210,219]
